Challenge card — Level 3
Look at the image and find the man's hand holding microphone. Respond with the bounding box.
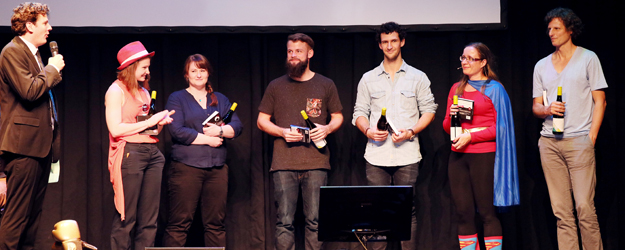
[48,41,65,72]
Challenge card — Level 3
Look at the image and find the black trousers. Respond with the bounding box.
[0,153,51,250]
[163,161,228,248]
[110,143,164,250]
[448,151,501,236]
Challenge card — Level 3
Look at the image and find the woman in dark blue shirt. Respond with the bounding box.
[163,54,243,247]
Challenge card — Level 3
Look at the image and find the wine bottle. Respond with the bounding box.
[377,107,388,131]
[220,102,238,125]
[552,86,564,135]
[300,110,327,149]
[148,91,157,115]
[138,90,157,135]
[146,90,158,131]
[450,95,463,141]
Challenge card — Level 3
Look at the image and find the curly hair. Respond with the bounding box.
[376,22,406,44]
[545,7,583,39]
[11,2,50,36]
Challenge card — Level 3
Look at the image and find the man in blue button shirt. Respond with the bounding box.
[352,22,437,250]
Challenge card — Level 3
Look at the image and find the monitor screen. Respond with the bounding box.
[318,185,413,242]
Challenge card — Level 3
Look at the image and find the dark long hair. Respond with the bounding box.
[184,54,217,106]
[456,42,500,95]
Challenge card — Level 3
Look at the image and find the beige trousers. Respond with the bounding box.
[538,136,603,250]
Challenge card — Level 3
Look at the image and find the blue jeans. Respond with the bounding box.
[366,162,419,250]
[273,170,327,250]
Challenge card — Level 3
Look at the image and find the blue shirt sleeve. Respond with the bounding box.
[166,91,200,145]
[216,93,243,138]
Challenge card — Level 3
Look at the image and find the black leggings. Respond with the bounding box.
[448,151,501,236]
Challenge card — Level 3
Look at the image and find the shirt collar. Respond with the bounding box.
[18,36,39,56]
[375,59,407,76]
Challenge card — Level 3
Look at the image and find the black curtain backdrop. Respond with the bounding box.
[1,0,622,249]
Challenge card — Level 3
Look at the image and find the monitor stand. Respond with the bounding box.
[349,229,390,250]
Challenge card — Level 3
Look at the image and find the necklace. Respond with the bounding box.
[188,89,206,102]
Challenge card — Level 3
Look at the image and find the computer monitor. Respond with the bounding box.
[318,185,413,242]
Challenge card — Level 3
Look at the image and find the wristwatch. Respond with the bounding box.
[219,126,223,138]
[407,129,416,140]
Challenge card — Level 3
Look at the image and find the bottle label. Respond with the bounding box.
[450,127,463,141]
[553,118,564,133]
[312,139,327,149]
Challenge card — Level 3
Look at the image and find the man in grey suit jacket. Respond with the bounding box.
[0,3,65,250]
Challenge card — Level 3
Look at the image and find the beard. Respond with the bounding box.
[285,57,308,78]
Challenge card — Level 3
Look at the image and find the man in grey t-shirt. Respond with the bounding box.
[257,33,343,250]
[532,8,607,250]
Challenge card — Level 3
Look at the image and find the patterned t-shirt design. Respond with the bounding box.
[306,98,322,118]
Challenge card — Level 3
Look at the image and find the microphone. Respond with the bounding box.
[457,67,462,70]
[50,41,59,56]
[49,41,62,75]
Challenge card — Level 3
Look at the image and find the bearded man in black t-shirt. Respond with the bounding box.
[257,33,343,250]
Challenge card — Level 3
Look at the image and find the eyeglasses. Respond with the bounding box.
[459,56,483,63]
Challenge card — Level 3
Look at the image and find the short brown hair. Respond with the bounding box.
[287,33,314,50]
[376,22,406,44]
[117,57,151,96]
[11,2,50,36]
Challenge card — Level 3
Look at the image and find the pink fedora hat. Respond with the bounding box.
[117,41,155,70]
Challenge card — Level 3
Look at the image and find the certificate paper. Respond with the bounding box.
[49,161,60,183]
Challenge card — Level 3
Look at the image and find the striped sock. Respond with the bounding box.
[459,234,478,250]
[484,236,502,250]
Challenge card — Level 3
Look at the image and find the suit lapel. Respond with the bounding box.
[12,36,57,123]
[12,36,42,74]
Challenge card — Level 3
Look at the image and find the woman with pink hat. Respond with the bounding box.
[104,41,174,249]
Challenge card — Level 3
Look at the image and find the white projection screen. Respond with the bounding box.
[0,0,506,31]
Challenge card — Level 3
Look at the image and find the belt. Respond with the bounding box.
[462,127,488,134]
